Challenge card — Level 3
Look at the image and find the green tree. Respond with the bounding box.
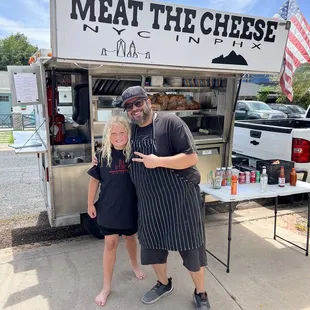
[257,85,274,102]
[292,63,310,107]
[0,33,37,71]
[270,64,310,107]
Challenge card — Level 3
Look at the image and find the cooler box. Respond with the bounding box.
[256,159,294,185]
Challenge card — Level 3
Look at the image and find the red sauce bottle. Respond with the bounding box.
[278,166,285,187]
[290,168,297,186]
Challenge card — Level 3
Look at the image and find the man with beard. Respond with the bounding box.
[94,86,210,310]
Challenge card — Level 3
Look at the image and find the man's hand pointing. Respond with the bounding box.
[132,152,162,169]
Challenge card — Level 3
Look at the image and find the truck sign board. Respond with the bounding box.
[50,0,290,73]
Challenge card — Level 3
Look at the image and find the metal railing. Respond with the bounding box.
[22,114,36,129]
[0,113,73,130]
[0,114,13,128]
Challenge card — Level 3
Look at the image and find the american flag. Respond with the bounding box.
[274,0,310,101]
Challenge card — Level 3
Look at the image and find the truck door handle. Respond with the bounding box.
[250,140,260,146]
[250,130,261,138]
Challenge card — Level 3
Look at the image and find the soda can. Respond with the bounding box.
[239,172,245,184]
[256,171,261,183]
[250,171,256,183]
[245,171,250,184]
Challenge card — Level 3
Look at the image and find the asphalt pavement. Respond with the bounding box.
[0,149,45,219]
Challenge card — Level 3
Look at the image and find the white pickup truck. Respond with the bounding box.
[232,107,310,182]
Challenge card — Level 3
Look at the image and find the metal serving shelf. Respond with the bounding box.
[144,87,226,92]
[192,132,224,145]
[111,108,216,118]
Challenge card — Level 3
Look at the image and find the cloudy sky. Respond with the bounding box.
[0,0,309,48]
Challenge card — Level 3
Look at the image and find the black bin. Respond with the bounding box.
[256,159,294,185]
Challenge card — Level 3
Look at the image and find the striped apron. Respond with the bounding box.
[129,117,205,251]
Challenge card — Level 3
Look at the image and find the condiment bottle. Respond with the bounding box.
[226,168,232,186]
[278,166,285,187]
[231,175,238,195]
[290,168,297,186]
[207,171,213,185]
[214,168,222,189]
[260,166,268,192]
[221,167,227,186]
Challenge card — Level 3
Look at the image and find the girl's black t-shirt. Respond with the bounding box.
[87,148,138,230]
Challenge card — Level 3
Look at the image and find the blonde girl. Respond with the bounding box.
[87,115,145,307]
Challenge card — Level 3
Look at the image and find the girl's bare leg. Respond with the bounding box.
[95,235,119,306]
[123,235,146,280]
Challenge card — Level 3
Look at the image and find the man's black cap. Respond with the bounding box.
[121,86,148,107]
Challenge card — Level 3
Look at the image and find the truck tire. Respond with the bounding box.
[81,213,105,239]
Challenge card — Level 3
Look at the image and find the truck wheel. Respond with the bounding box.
[81,213,105,239]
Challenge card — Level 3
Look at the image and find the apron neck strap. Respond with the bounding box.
[133,112,157,138]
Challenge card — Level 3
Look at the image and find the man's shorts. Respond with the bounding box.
[140,245,207,272]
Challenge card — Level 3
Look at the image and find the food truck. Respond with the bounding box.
[7,0,289,237]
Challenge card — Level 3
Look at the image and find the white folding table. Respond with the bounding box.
[199,181,310,273]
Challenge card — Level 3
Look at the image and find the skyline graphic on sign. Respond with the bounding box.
[101,39,151,59]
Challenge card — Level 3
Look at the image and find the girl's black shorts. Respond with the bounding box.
[99,226,137,236]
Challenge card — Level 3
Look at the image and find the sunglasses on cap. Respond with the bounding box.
[123,99,145,112]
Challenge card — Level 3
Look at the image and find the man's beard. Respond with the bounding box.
[128,106,152,125]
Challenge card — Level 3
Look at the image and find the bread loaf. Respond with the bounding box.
[176,95,185,103]
[162,95,169,110]
[192,100,200,110]
[156,96,164,105]
[176,104,187,110]
[149,93,200,111]
[151,103,162,111]
[167,101,178,110]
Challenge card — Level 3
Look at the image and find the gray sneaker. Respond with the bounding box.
[141,277,174,304]
[193,290,211,310]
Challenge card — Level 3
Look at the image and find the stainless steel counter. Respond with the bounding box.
[52,163,93,220]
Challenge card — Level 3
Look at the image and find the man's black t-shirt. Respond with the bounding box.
[87,148,138,230]
[135,123,153,142]
[133,113,201,185]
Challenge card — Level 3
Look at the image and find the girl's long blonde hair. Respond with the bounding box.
[101,115,131,167]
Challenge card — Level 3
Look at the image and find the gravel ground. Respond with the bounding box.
[0,150,46,219]
[0,149,89,249]
[0,212,89,251]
